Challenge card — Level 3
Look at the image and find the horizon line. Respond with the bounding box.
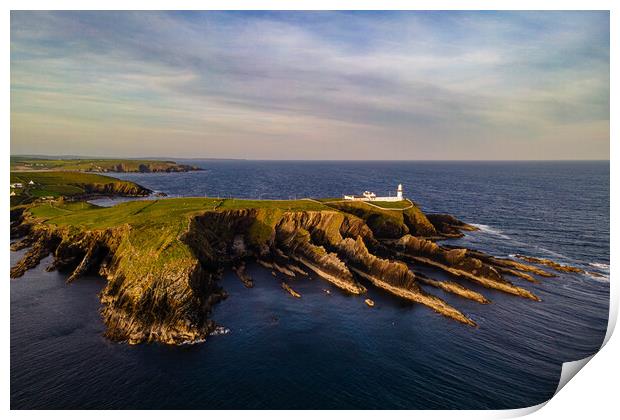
[10,154,611,162]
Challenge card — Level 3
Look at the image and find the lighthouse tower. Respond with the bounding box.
[397,184,403,200]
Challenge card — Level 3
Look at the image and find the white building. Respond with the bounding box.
[10,183,23,188]
[344,184,404,202]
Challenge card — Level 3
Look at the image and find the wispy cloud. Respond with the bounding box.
[10,11,609,159]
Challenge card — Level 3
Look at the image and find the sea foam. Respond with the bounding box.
[589,262,610,271]
[471,224,511,239]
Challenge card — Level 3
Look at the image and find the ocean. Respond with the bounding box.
[10,161,610,409]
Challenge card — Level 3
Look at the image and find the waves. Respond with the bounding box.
[585,263,610,282]
[584,272,609,282]
[589,262,610,271]
[474,223,609,283]
[209,326,231,336]
[470,224,511,239]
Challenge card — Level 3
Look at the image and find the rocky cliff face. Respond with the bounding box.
[426,214,478,237]
[94,162,202,173]
[395,235,540,300]
[135,163,202,173]
[79,182,151,197]
[10,203,573,345]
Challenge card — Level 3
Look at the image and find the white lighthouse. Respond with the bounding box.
[344,184,404,202]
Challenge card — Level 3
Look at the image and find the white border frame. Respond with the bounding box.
[3,1,616,418]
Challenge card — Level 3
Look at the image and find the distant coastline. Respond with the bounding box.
[10,157,203,173]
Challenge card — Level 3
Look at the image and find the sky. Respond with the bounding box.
[10,11,610,160]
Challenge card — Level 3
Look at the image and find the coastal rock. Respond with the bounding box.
[456,248,556,278]
[233,262,253,287]
[279,228,366,294]
[12,217,226,344]
[324,201,437,239]
[515,254,584,274]
[79,182,151,197]
[10,228,61,278]
[281,282,301,298]
[396,235,540,301]
[337,236,475,325]
[414,272,490,304]
[402,205,438,237]
[338,236,416,290]
[426,214,478,237]
[95,162,202,173]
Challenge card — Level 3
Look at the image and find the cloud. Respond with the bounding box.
[10,11,610,159]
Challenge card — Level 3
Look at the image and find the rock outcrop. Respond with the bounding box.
[323,201,437,238]
[426,214,478,237]
[395,235,540,301]
[135,163,202,173]
[79,182,151,197]
[93,162,202,173]
[515,254,584,274]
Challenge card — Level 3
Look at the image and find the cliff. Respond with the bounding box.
[324,200,437,238]
[10,197,572,345]
[79,182,151,196]
[107,162,202,173]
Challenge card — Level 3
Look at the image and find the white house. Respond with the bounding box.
[28,180,35,185]
[10,183,23,189]
[344,184,404,202]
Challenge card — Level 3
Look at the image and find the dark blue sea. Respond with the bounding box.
[11,161,610,409]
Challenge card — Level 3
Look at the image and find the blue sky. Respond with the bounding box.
[10,11,609,159]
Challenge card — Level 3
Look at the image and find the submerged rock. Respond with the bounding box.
[281,282,301,298]
[233,262,253,288]
[515,254,584,274]
[414,272,490,304]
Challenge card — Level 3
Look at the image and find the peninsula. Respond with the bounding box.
[10,176,582,345]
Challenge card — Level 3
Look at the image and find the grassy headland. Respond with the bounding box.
[9,191,557,345]
[10,171,151,206]
[28,198,329,229]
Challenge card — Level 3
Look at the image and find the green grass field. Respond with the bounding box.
[366,200,412,209]
[29,197,330,228]
[313,198,411,210]
[313,198,342,202]
[219,198,328,211]
[25,197,335,272]
[10,171,148,206]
